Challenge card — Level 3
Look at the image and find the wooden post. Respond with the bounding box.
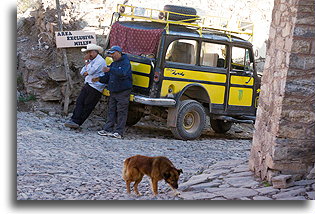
[56,0,72,115]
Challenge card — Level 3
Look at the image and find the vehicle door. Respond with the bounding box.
[227,46,256,114]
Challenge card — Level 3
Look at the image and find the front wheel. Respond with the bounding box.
[170,100,206,140]
[210,118,233,133]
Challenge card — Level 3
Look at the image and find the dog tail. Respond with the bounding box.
[122,158,131,181]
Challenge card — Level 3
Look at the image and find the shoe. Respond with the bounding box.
[64,120,80,129]
[111,132,122,139]
[97,130,112,136]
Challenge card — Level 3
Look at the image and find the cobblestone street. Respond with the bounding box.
[16,111,314,200]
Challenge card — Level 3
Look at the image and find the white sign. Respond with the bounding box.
[55,31,96,48]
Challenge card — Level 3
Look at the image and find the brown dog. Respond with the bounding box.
[122,155,183,196]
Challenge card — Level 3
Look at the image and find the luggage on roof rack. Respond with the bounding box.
[114,4,254,41]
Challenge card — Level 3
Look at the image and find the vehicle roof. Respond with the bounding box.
[117,21,252,46]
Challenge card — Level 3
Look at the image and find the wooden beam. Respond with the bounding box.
[56,0,73,115]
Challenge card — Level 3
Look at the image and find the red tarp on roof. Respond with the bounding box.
[109,22,164,56]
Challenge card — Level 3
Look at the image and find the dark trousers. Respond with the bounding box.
[103,89,131,136]
[71,83,102,126]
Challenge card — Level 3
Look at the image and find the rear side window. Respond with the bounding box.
[200,42,227,68]
[165,39,197,65]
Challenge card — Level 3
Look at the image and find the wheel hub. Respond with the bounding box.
[183,112,195,130]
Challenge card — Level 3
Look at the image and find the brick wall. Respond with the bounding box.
[249,0,315,182]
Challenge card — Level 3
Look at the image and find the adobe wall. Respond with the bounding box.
[249,0,315,182]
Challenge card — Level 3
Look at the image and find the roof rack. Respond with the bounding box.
[115,4,254,42]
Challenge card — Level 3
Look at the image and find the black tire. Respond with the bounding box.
[163,5,198,23]
[210,119,233,133]
[170,100,206,140]
[126,104,144,126]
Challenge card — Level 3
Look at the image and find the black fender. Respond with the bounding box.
[167,83,211,128]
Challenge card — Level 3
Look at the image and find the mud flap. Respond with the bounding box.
[167,107,178,128]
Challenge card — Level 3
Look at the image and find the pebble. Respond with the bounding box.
[16,111,314,200]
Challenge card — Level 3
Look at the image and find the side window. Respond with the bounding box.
[231,47,254,71]
[200,42,227,68]
[165,39,197,65]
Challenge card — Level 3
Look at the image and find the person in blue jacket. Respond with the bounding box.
[93,46,132,139]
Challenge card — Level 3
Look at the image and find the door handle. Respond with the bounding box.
[246,76,253,84]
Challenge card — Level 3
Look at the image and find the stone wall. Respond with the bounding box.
[249,0,315,182]
[17,0,110,114]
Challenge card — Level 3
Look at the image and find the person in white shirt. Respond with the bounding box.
[64,44,106,129]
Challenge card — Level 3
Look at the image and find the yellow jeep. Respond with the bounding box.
[103,4,261,140]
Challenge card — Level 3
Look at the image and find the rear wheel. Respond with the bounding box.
[170,100,206,140]
[210,118,233,133]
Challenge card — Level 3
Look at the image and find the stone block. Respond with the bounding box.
[272,187,306,199]
[272,146,288,161]
[290,54,315,70]
[282,108,315,123]
[298,0,315,6]
[202,169,231,176]
[298,5,314,13]
[189,181,221,190]
[179,174,216,190]
[215,187,258,200]
[311,40,315,55]
[293,25,315,38]
[208,160,245,170]
[272,175,294,189]
[293,179,315,186]
[211,197,227,200]
[41,88,62,102]
[255,186,279,195]
[280,186,302,192]
[253,196,273,200]
[227,171,253,178]
[48,67,67,82]
[291,39,311,54]
[225,177,259,188]
[282,23,292,37]
[284,37,293,52]
[307,165,315,179]
[277,196,306,200]
[306,191,315,200]
[296,13,315,25]
[204,187,224,193]
[178,191,217,200]
[233,164,250,173]
[266,170,280,183]
[177,192,194,200]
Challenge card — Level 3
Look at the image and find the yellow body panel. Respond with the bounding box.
[103,59,254,107]
[164,68,226,83]
[228,87,253,106]
[230,75,254,85]
[161,67,227,104]
[132,74,150,88]
[161,80,226,104]
[131,62,151,74]
[106,57,150,74]
[105,57,151,88]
